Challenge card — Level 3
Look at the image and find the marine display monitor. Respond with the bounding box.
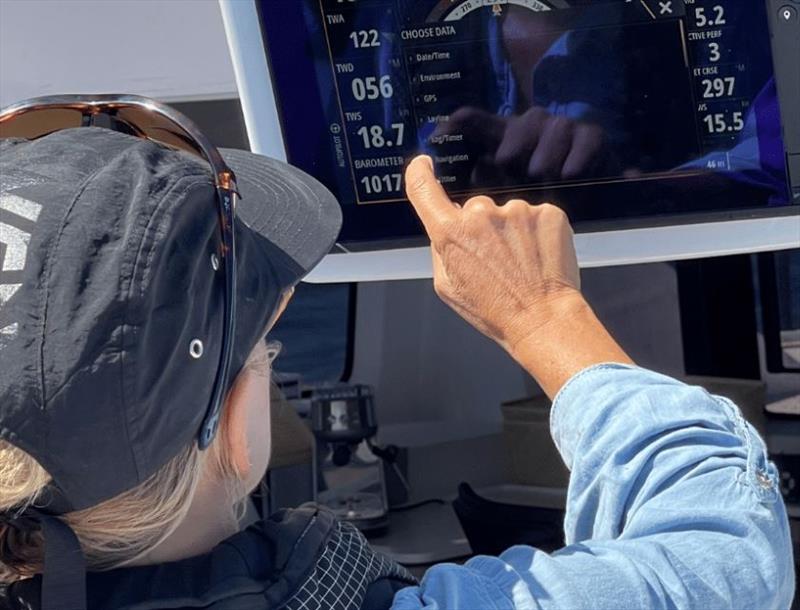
[220,0,800,282]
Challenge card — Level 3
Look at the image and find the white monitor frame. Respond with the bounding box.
[219,0,800,284]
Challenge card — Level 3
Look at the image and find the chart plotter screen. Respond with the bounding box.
[258,0,794,246]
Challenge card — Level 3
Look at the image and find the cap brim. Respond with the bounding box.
[220,148,342,281]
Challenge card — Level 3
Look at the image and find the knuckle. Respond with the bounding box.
[463,196,495,214]
[450,107,471,121]
[540,203,568,221]
[450,106,479,124]
[529,106,548,121]
[555,115,575,128]
[503,199,530,216]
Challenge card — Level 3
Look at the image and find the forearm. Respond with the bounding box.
[549,365,794,608]
[506,292,633,399]
[393,366,794,610]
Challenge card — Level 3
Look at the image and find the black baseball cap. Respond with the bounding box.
[0,126,342,513]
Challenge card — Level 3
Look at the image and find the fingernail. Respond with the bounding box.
[421,155,433,169]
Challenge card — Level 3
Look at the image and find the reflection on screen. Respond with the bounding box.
[260,0,792,241]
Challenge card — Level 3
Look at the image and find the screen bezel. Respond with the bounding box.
[219,0,800,283]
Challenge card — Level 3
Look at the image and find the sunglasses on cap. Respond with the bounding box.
[0,94,237,450]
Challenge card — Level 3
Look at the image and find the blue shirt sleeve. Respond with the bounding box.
[392,365,795,610]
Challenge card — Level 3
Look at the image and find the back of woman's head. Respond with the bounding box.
[0,110,336,607]
[0,340,278,582]
[1,440,194,580]
[0,417,239,581]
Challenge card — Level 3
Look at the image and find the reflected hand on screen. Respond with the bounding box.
[433,106,608,184]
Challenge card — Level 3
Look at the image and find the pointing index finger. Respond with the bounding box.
[405,155,457,231]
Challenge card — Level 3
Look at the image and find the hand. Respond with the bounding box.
[405,155,632,397]
[432,106,609,183]
[404,155,581,354]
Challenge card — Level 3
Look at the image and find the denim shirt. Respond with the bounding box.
[392,365,795,609]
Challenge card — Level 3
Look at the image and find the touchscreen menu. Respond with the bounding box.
[259,0,793,244]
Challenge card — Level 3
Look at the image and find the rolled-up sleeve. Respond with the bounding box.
[392,365,795,610]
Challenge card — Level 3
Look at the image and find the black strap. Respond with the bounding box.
[32,510,87,610]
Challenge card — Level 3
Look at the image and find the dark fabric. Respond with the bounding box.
[36,513,86,610]
[452,483,564,555]
[0,127,341,513]
[2,506,415,610]
[362,577,415,610]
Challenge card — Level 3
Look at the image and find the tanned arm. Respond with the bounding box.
[404,155,632,398]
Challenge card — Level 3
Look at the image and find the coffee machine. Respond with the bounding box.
[311,385,389,532]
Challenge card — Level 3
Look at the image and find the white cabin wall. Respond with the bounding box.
[0,0,236,107]
[351,262,685,441]
[351,278,527,432]
[581,262,685,376]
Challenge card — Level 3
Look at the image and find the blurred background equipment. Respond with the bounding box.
[311,385,390,532]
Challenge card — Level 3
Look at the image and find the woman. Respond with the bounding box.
[1,98,795,610]
[0,101,413,610]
